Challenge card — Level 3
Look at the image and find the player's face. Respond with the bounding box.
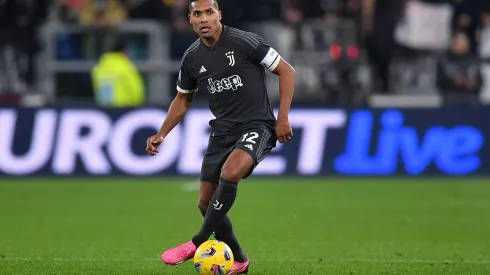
[189,0,222,39]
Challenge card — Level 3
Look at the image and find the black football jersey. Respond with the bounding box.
[176,25,281,135]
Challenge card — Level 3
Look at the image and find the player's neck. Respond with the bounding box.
[200,23,223,48]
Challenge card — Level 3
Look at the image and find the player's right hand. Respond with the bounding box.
[146,135,164,156]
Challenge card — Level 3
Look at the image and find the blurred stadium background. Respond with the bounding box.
[1,0,490,274]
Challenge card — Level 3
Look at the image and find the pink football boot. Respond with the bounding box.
[161,240,196,265]
[229,258,249,274]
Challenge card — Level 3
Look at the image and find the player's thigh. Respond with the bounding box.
[220,149,255,182]
[229,126,277,179]
[200,136,233,184]
[235,126,276,165]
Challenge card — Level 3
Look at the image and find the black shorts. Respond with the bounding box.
[200,124,276,184]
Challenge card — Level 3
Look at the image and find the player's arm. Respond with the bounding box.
[241,32,295,142]
[146,57,197,156]
[146,91,195,156]
[158,91,195,138]
[271,58,296,135]
[258,46,295,143]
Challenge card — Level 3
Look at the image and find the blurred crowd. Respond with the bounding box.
[1,0,490,106]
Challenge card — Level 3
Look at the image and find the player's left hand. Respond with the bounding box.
[276,118,293,143]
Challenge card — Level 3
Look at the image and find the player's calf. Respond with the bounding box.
[199,193,248,263]
[191,150,253,247]
[213,216,248,263]
[198,181,217,215]
[192,177,238,245]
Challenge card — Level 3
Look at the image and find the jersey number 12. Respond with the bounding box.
[241,132,259,144]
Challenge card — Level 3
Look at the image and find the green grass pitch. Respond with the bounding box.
[0,177,489,274]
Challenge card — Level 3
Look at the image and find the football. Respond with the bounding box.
[193,240,234,275]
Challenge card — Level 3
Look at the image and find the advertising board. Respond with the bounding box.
[1,107,488,176]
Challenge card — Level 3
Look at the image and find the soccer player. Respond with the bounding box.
[145,0,296,273]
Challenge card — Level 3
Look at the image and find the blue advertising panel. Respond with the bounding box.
[0,107,488,176]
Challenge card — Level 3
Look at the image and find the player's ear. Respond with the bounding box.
[219,10,222,20]
[188,14,191,24]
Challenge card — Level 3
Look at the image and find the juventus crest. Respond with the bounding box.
[226,51,235,66]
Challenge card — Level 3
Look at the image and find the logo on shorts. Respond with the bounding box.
[207,75,243,94]
[244,144,253,151]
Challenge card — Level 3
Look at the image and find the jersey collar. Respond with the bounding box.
[200,24,228,51]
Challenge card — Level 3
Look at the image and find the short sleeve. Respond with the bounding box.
[176,55,197,93]
[245,34,281,72]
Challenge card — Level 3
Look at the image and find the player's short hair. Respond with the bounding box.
[189,0,219,11]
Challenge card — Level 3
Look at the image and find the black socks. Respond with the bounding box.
[198,209,247,263]
[192,178,238,247]
[213,216,247,263]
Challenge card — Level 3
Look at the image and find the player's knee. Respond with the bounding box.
[220,168,242,183]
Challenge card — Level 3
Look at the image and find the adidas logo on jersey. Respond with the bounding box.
[199,66,207,73]
[244,144,253,151]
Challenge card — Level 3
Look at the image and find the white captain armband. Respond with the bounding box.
[176,85,196,94]
[260,47,281,72]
